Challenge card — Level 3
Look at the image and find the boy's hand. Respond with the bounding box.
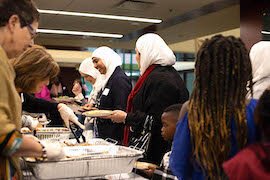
[143,165,156,178]
[134,161,158,178]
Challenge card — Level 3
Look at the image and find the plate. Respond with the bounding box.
[83,110,113,117]
[133,161,158,170]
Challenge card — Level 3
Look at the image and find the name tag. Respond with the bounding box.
[102,88,110,96]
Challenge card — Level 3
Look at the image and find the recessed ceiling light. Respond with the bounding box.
[38,9,162,23]
[37,29,123,38]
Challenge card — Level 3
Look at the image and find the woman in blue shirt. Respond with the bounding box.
[170,35,257,179]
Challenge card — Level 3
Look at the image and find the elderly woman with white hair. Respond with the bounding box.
[106,33,189,164]
[92,46,132,142]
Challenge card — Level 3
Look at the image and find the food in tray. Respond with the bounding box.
[133,161,158,170]
[63,138,111,147]
[57,96,70,99]
[36,127,70,132]
[74,143,92,146]
[63,145,112,158]
[63,141,91,146]
[53,96,75,103]
[21,127,70,134]
[83,110,113,117]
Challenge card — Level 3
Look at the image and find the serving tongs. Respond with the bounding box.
[69,124,86,143]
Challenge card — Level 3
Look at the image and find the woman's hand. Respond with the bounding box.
[82,103,97,110]
[72,82,82,96]
[41,141,66,161]
[58,103,85,129]
[104,110,127,123]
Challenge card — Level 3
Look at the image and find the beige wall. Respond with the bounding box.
[46,49,92,67]
[47,28,240,66]
[169,28,240,53]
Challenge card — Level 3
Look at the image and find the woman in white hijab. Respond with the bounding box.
[249,41,270,99]
[91,46,132,142]
[78,58,104,107]
[106,33,189,164]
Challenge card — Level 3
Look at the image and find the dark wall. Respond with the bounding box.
[44,45,84,97]
[240,0,270,50]
[58,67,81,97]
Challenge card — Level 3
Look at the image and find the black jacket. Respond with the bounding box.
[22,93,62,126]
[96,66,132,142]
[125,65,189,164]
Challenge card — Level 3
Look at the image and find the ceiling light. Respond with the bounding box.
[37,29,123,38]
[261,30,270,34]
[38,9,162,23]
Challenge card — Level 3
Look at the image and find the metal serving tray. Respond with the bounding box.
[34,127,71,140]
[27,146,143,179]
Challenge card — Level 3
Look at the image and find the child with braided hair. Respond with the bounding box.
[170,35,257,179]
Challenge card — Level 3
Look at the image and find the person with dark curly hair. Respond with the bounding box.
[170,35,257,179]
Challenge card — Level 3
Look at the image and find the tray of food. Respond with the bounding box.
[26,145,143,179]
[82,110,113,117]
[34,127,71,140]
[63,138,113,146]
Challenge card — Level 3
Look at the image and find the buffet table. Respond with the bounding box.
[21,138,145,180]
[23,172,147,180]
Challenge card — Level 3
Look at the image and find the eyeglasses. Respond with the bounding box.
[19,16,38,39]
[26,24,38,39]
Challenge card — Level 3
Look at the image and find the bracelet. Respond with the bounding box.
[37,140,47,161]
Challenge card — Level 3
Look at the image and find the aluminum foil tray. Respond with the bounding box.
[35,127,71,140]
[27,146,143,179]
